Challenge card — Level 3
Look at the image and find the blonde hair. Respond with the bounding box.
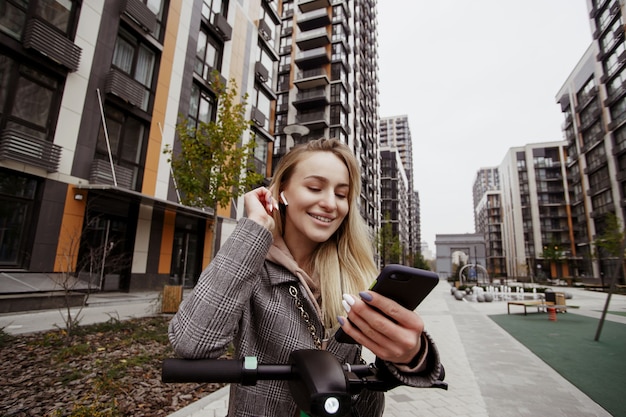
[269,138,378,329]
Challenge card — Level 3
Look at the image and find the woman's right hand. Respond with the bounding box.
[244,187,278,232]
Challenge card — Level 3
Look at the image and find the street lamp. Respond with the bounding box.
[283,124,310,150]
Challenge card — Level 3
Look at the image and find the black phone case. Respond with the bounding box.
[334,264,439,344]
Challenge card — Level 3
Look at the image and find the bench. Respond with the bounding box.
[507,300,544,315]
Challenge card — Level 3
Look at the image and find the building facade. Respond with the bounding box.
[472,167,505,277]
[499,142,573,279]
[0,0,278,291]
[379,115,421,260]
[555,0,626,281]
[271,0,381,232]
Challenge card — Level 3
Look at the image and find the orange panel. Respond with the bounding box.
[142,0,182,195]
[54,186,86,273]
[159,209,176,274]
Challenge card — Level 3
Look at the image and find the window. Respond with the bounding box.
[202,0,228,21]
[96,106,147,190]
[196,27,223,81]
[112,28,157,111]
[252,87,272,132]
[188,83,216,128]
[253,136,269,176]
[0,170,38,268]
[258,43,275,87]
[141,0,166,39]
[0,53,61,141]
[1,0,78,40]
[259,2,278,49]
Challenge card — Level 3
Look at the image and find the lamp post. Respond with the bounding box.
[283,124,310,150]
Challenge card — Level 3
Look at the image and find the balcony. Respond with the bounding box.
[23,18,81,72]
[251,106,267,128]
[90,159,134,189]
[255,61,269,83]
[297,0,331,13]
[105,68,145,108]
[0,128,61,172]
[293,87,328,110]
[296,27,330,50]
[294,68,329,89]
[295,46,330,69]
[297,8,331,32]
[295,110,329,130]
[122,0,157,33]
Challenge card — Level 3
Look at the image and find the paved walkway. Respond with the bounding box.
[2,281,624,416]
[165,282,625,417]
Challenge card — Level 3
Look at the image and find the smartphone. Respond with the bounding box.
[334,264,439,344]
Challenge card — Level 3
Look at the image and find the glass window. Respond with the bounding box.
[112,29,158,111]
[188,82,216,128]
[202,0,228,21]
[0,54,16,115]
[196,28,222,81]
[1,53,61,140]
[0,170,38,267]
[0,0,27,39]
[96,105,148,190]
[258,43,275,87]
[1,0,78,39]
[35,0,73,33]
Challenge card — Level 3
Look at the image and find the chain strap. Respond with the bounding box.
[289,285,322,349]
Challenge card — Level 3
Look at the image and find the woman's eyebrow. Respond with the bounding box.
[304,175,349,188]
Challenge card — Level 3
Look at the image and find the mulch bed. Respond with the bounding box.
[0,316,225,417]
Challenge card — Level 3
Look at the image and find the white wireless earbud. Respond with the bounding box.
[280,191,289,206]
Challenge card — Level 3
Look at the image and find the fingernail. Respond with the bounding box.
[342,300,351,313]
[337,316,345,326]
[359,291,373,302]
[343,293,356,306]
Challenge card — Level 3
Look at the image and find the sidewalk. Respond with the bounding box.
[1,282,623,416]
[166,282,623,417]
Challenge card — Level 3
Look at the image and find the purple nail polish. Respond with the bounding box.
[359,291,373,302]
[337,316,345,326]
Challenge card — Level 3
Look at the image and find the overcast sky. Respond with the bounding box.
[377,1,593,253]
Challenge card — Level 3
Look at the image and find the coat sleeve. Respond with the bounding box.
[168,218,273,359]
[376,331,447,389]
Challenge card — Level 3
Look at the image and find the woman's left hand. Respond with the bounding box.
[338,291,423,364]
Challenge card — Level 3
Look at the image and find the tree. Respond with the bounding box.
[55,211,130,340]
[593,212,626,341]
[164,74,264,255]
[412,251,431,271]
[541,238,565,279]
[376,213,402,266]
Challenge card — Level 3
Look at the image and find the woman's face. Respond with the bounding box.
[282,151,350,250]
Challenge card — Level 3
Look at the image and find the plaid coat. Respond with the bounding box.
[169,218,444,416]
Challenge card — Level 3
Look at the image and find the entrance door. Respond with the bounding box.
[79,215,131,291]
[171,229,199,288]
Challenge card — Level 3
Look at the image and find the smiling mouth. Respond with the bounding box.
[309,213,333,223]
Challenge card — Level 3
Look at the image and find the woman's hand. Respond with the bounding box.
[338,291,424,364]
[244,187,278,232]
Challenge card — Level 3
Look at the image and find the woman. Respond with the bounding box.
[168,138,444,416]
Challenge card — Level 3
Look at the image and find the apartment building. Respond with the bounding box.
[272,0,380,231]
[380,115,420,259]
[379,149,409,263]
[554,0,626,280]
[473,167,505,277]
[499,142,573,279]
[0,0,277,291]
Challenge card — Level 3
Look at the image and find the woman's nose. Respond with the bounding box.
[319,191,337,210]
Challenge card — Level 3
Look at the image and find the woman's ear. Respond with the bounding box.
[280,191,289,206]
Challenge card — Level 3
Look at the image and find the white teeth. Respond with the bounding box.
[311,214,332,223]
